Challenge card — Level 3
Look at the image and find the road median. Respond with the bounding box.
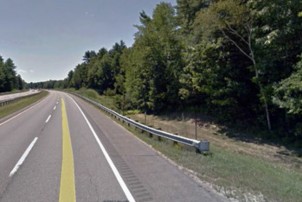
[0,91,49,121]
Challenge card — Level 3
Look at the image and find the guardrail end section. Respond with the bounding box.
[195,141,210,153]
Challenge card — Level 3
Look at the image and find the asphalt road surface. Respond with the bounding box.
[0,90,40,102]
[0,91,227,202]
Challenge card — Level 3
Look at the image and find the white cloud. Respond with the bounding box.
[17,69,27,74]
[16,68,34,75]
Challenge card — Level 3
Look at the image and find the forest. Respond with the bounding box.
[0,56,25,93]
[32,0,302,142]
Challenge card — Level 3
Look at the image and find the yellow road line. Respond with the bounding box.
[59,98,76,202]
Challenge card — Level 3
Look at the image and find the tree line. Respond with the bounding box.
[37,0,302,141]
[0,55,25,92]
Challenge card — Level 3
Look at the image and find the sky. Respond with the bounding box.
[0,0,176,82]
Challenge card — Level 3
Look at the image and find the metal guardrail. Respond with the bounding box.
[0,99,11,107]
[71,92,209,153]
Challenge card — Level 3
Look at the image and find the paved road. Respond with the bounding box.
[0,91,227,202]
[0,90,40,102]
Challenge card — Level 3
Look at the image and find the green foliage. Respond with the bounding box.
[32,0,302,141]
[0,56,25,92]
[273,55,302,114]
[124,3,183,112]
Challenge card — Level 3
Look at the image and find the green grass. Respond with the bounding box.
[0,91,49,119]
[70,88,302,201]
[66,88,118,111]
[117,121,302,201]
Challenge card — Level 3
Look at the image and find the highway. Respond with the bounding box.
[0,91,227,202]
[0,90,40,103]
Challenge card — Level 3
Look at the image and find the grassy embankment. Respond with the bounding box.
[69,88,302,202]
[0,91,49,119]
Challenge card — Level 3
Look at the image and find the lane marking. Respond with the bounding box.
[59,98,76,202]
[9,137,38,177]
[45,115,52,123]
[53,105,57,111]
[69,96,135,202]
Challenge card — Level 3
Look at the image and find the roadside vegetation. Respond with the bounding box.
[70,88,302,202]
[32,1,302,145]
[0,91,48,119]
[0,56,26,93]
[29,1,302,201]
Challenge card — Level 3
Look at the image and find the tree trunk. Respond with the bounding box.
[249,33,272,131]
[222,25,272,131]
[253,61,272,131]
[264,96,272,131]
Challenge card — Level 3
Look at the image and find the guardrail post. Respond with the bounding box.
[157,128,162,141]
[195,141,209,153]
[173,133,178,146]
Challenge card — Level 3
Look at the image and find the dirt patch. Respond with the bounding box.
[129,113,302,171]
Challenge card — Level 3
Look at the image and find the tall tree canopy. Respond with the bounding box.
[0,56,25,92]
[39,0,302,140]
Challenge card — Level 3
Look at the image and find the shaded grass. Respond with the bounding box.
[72,89,302,201]
[0,91,49,119]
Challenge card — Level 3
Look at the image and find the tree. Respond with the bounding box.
[125,3,183,112]
[176,0,210,38]
[53,0,302,140]
[15,75,24,90]
[72,64,88,89]
[0,56,6,92]
[273,54,302,114]
[195,0,273,130]
[83,51,96,63]
[66,70,74,88]
[0,58,18,92]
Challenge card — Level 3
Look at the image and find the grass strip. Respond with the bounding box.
[65,88,119,111]
[74,89,302,202]
[0,91,49,119]
[114,116,302,202]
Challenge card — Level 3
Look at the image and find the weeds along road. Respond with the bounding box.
[0,91,227,202]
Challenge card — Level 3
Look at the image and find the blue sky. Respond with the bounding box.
[0,0,176,82]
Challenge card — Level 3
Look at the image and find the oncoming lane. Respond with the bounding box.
[0,91,60,199]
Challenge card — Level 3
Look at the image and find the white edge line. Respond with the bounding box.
[45,115,52,123]
[9,137,38,177]
[69,96,136,202]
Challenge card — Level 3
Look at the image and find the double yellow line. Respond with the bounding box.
[59,98,76,202]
